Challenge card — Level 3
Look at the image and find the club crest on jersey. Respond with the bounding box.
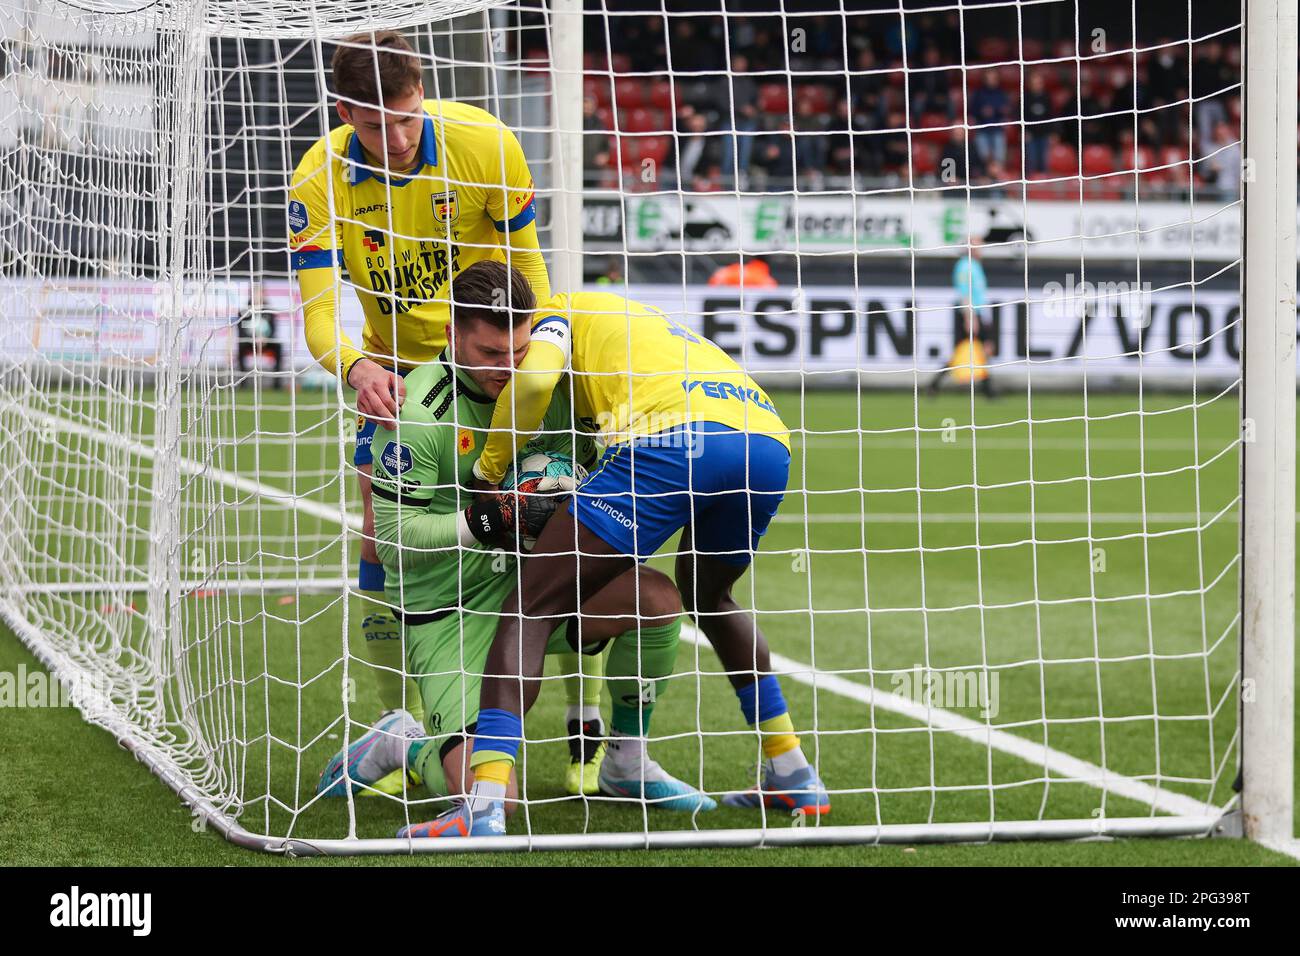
[457,428,475,455]
[362,229,386,252]
[380,441,414,475]
[287,200,308,233]
[431,190,459,225]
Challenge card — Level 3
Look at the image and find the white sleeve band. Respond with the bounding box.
[455,511,479,549]
[530,316,573,364]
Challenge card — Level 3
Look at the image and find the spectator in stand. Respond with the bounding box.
[970,70,1009,169]
[938,125,982,192]
[668,18,721,73]
[664,108,721,190]
[929,10,962,63]
[583,95,611,182]
[880,17,917,65]
[827,98,869,178]
[746,26,782,73]
[1023,72,1052,176]
[751,120,795,192]
[719,53,760,188]
[1192,39,1233,151]
[911,45,953,120]
[878,108,912,176]
[1087,86,1118,146]
[1147,40,1185,109]
[1206,122,1241,198]
[796,15,843,69]
[850,46,886,117]
[793,94,830,188]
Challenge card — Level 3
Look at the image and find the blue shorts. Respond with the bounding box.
[571,422,790,566]
[353,366,410,467]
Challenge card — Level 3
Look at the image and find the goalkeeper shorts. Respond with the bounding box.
[570,420,789,566]
[402,600,573,749]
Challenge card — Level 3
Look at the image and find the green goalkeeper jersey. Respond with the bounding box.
[370,351,592,614]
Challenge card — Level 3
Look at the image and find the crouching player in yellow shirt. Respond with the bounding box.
[405,288,831,838]
[289,30,603,796]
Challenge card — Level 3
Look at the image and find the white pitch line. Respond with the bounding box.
[24,404,1225,824]
[792,436,1233,452]
[18,404,359,531]
[677,624,1218,820]
[770,512,1240,525]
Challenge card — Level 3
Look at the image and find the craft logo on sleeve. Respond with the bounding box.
[49,886,151,936]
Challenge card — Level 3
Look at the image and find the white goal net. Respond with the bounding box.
[0,0,1292,854]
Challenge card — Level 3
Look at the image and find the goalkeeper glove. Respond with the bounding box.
[462,478,578,551]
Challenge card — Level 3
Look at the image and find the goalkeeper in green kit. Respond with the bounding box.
[315,262,712,815]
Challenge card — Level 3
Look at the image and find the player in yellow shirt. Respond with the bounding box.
[288,30,602,797]
[402,288,831,839]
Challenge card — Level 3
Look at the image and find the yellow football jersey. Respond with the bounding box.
[289,99,549,378]
[475,291,789,484]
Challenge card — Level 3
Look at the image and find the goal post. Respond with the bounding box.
[1241,0,1297,852]
[0,0,1294,857]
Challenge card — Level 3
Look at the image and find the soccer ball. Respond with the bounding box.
[500,449,588,550]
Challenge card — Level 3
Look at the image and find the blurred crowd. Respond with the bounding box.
[573,11,1248,199]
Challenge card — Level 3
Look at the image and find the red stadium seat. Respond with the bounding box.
[615,135,671,190]
[1021,38,1046,62]
[759,82,790,115]
[649,80,678,111]
[622,108,661,134]
[915,111,952,145]
[613,76,644,111]
[796,84,834,114]
[911,139,938,176]
[1048,142,1078,175]
[639,135,670,167]
[1081,144,1116,176]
